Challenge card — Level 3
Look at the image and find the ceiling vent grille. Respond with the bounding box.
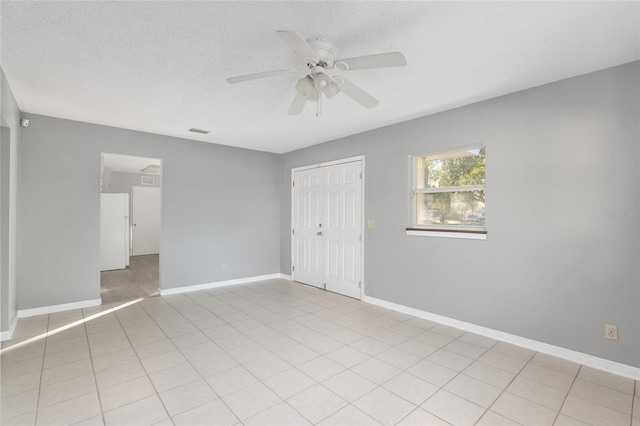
[188,128,210,134]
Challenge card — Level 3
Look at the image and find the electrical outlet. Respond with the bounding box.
[367,219,375,229]
[221,263,227,272]
[605,324,618,341]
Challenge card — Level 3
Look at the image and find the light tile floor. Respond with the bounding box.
[1,279,638,426]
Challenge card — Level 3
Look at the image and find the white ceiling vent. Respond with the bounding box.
[188,128,210,135]
[141,176,155,185]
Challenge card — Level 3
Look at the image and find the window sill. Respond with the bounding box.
[406,228,487,240]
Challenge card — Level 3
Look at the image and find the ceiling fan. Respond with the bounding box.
[227,30,407,115]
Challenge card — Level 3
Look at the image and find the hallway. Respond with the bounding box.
[100,255,159,304]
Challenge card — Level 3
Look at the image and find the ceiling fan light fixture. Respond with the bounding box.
[325,82,340,98]
[313,73,332,92]
[306,88,319,102]
[295,76,314,95]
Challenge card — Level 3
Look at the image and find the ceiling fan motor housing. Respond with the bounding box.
[306,38,338,67]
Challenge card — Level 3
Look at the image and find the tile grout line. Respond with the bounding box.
[331,308,472,424]
[416,335,498,424]
[229,289,335,423]
[125,296,182,422]
[351,320,452,425]
[32,313,50,426]
[310,309,418,424]
[440,339,501,425]
[552,364,582,425]
[275,301,393,425]
[563,367,637,422]
[82,304,107,426]
[211,294,320,425]
[329,319,486,424]
[94,298,172,423]
[477,346,534,425]
[138,293,246,423]
[205,285,379,424]
[630,378,637,426]
[632,381,637,425]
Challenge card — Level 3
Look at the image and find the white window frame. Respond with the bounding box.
[407,145,487,240]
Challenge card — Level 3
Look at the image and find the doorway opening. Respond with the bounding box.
[100,153,162,304]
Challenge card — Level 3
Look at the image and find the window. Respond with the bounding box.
[408,145,486,238]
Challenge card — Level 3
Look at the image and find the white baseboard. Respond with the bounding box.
[160,273,290,296]
[0,314,18,342]
[18,298,102,318]
[363,295,640,381]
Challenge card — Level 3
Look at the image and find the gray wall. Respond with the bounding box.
[103,169,162,193]
[280,62,640,367]
[1,127,10,331]
[18,115,280,308]
[1,69,20,335]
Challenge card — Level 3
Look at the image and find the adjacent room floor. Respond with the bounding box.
[1,279,638,425]
[100,254,159,304]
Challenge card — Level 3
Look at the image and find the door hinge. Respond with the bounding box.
[360,172,362,179]
[292,181,295,187]
[359,281,361,288]
[292,229,295,235]
[292,265,295,272]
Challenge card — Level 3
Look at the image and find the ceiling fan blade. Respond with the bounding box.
[335,52,407,71]
[337,78,379,109]
[277,30,319,64]
[288,92,307,115]
[227,69,293,84]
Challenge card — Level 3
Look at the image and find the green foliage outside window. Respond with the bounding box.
[416,146,485,227]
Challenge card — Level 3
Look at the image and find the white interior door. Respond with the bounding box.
[100,193,127,271]
[323,162,362,299]
[292,160,363,298]
[124,193,130,266]
[132,186,160,256]
[292,168,323,288]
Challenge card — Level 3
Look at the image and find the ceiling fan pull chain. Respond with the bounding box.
[317,90,322,117]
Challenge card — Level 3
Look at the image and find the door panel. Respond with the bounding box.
[323,161,362,299]
[292,160,362,299]
[292,168,323,288]
[345,191,357,230]
[326,239,340,279]
[344,242,357,282]
[132,186,161,256]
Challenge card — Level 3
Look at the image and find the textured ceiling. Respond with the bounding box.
[2,1,639,154]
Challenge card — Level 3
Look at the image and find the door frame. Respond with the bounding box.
[291,155,365,299]
[100,152,163,298]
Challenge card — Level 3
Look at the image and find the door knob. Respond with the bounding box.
[317,231,323,236]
